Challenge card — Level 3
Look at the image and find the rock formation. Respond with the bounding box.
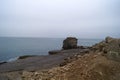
[62,37,78,50]
[92,36,120,62]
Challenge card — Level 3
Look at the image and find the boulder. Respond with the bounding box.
[105,36,114,43]
[62,37,78,50]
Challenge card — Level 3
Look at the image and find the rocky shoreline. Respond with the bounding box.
[0,48,90,80]
[0,48,89,72]
[0,37,120,80]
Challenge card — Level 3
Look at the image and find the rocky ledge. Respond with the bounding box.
[0,37,120,80]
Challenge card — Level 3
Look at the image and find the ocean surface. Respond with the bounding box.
[0,37,102,62]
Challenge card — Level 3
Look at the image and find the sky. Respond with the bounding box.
[0,0,120,39]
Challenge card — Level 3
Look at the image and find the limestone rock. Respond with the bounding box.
[62,37,78,50]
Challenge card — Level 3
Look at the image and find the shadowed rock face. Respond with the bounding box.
[62,37,78,50]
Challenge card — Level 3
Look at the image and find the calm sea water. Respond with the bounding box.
[0,37,102,61]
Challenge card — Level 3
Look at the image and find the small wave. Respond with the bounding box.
[7,57,19,62]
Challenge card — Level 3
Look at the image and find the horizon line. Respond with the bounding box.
[0,36,104,39]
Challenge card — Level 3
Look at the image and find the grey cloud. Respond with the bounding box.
[0,0,120,38]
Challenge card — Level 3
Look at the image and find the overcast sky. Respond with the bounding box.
[0,0,120,38]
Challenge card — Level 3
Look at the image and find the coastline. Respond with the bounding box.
[0,37,102,62]
[0,48,89,73]
[0,37,120,80]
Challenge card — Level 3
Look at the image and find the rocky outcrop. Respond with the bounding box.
[49,37,88,55]
[92,37,120,62]
[0,61,7,65]
[62,37,78,50]
[18,55,36,59]
[48,50,61,55]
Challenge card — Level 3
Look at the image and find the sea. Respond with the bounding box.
[0,37,103,62]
